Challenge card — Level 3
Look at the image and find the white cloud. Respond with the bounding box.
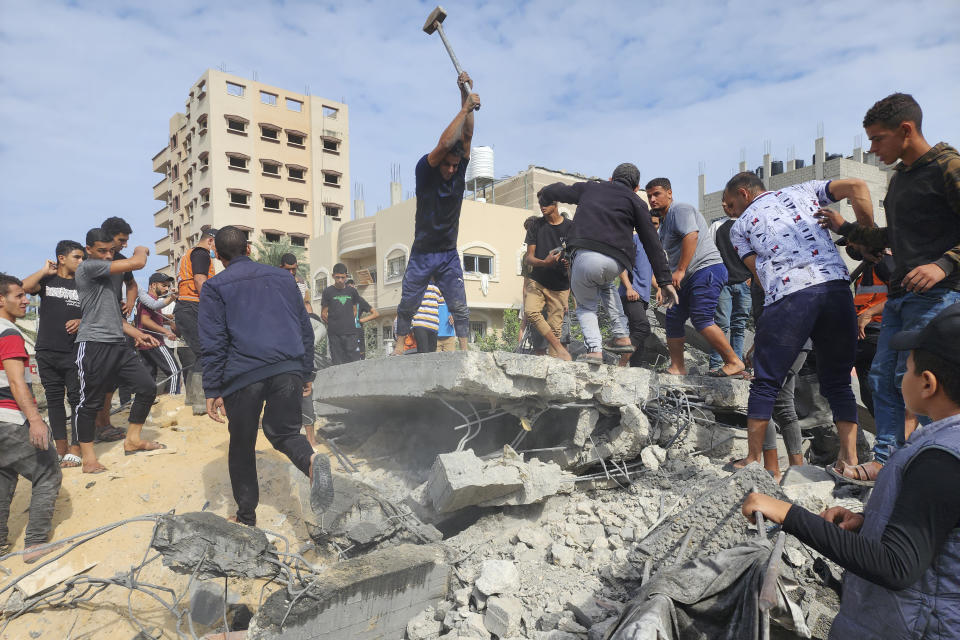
[0,0,957,275]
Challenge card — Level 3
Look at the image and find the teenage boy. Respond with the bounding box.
[646,177,744,377]
[524,200,573,360]
[198,227,333,525]
[706,215,753,373]
[280,253,313,314]
[21,241,85,467]
[74,228,164,474]
[817,92,960,483]
[742,302,960,639]
[134,273,180,395]
[321,264,377,365]
[0,274,62,562]
[724,171,875,479]
[412,283,442,353]
[392,72,479,355]
[618,231,655,367]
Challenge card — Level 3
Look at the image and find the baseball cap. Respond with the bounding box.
[200,227,219,239]
[890,302,960,366]
[148,272,174,284]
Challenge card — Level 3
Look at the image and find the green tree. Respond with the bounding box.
[474,309,521,352]
[252,239,310,277]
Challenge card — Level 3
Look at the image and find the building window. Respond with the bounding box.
[171,163,179,179]
[323,171,340,186]
[260,124,280,141]
[314,275,327,294]
[197,80,207,98]
[199,152,209,171]
[200,188,210,206]
[288,166,305,181]
[286,98,302,112]
[322,105,338,118]
[260,91,277,106]
[172,195,180,211]
[226,118,246,134]
[226,81,244,97]
[469,321,487,343]
[227,155,249,171]
[386,254,406,283]
[290,236,306,247]
[263,196,282,212]
[287,132,305,147]
[229,192,249,206]
[197,114,208,134]
[289,200,306,216]
[322,138,340,153]
[324,205,341,218]
[264,232,281,243]
[262,160,281,177]
[463,254,493,275]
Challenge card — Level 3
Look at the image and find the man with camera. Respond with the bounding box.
[523,200,573,360]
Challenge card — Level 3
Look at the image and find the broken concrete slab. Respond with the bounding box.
[781,464,834,486]
[632,463,785,566]
[247,544,450,640]
[484,595,523,637]
[475,559,519,596]
[151,512,280,580]
[426,448,575,514]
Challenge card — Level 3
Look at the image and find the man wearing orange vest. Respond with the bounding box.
[173,227,217,414]
[849,246,895,417]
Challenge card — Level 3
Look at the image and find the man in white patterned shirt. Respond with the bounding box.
[725,171,875,479]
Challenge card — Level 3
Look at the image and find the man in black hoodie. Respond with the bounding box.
[539,163,677,363]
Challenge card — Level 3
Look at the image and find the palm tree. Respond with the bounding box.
[252,239,309,278]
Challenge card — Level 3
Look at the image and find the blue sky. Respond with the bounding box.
[1,0,958,277]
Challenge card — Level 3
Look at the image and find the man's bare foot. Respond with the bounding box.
[719,362,746,376]
[664,366,687,375]
[730,456,756,470]
[82,461,107,474]
[555,349,572,362]
[123,440,166,454]
[841,460,881,482]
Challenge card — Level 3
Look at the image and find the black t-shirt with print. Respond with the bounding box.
[525,217,573,291]
[321,285,361,336]
[36,275,82,352]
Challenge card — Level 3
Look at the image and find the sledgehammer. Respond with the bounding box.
[423,5,480,111]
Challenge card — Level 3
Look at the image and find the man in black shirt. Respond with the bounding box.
[21,241,85,467]
[174,227,218,415]
[321,264,377,365]
[523,202,573,360]
[707,216,753,372]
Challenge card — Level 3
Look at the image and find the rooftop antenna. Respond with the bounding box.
[698,161,705,175]
[252,70,258,81]
[854,134,863,149]
[305,84,311,96]
[817,121,825,138]
[788,145,796,161]
[763,139,772,155]
[218,62,228,72]
[739,148,746,163]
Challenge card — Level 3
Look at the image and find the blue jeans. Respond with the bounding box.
[870,287,960,463]
[709,281,752,370]
[396,249,470,338]
[570,250,629,351]
[665,263,727,339]
[749,280,858,423]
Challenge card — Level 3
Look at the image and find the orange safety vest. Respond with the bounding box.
[854,266,888,324]
[177,248,216,302]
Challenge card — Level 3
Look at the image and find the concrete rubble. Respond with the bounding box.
[127,347,868,639]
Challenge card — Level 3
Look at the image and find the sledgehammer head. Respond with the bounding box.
[422,6,447,34]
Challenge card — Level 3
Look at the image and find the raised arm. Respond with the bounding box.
[110,246,148,274]
[426,72,480,168]
[22,260,58,294]
[828,178,875,227]
[539,182,586,206]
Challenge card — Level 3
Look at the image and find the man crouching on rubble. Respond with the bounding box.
[742,303,960,640]
[198,227,334,526]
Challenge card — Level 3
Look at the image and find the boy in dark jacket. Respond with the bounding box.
[198,227,333,526]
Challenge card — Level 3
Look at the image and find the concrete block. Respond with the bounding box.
[247,544,450,640]
[550,543,575,568]
[571,408,599,447]
[484,596,523,637]
[426,451,523,513]
[151,512,279,580]
[783,481,836,513]
[475,559,519,596]
[781,464,833,486]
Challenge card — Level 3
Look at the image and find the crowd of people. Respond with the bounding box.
[1,83,959,636]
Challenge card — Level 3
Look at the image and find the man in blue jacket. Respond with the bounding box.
[198,227,333,526]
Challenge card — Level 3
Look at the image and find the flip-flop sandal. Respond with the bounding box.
[707,369,752,379]
[60,454,82,468]
[826,463,877,487]
[602,340,635,354]
[576,353,604,364]
[310,454,335,514]
[95,426,126,442]
[124,443,167,456]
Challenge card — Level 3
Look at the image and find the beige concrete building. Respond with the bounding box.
[313,165,649,350]
[152,69,350,274]
[698,136,894,227]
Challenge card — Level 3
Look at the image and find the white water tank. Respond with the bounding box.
[466,146,494,183]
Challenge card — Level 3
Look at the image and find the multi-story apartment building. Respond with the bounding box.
[152,69,350,275]
[312,165,643,349]
[698,136,894,227]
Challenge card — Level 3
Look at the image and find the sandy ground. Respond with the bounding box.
[0,393,339,639]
